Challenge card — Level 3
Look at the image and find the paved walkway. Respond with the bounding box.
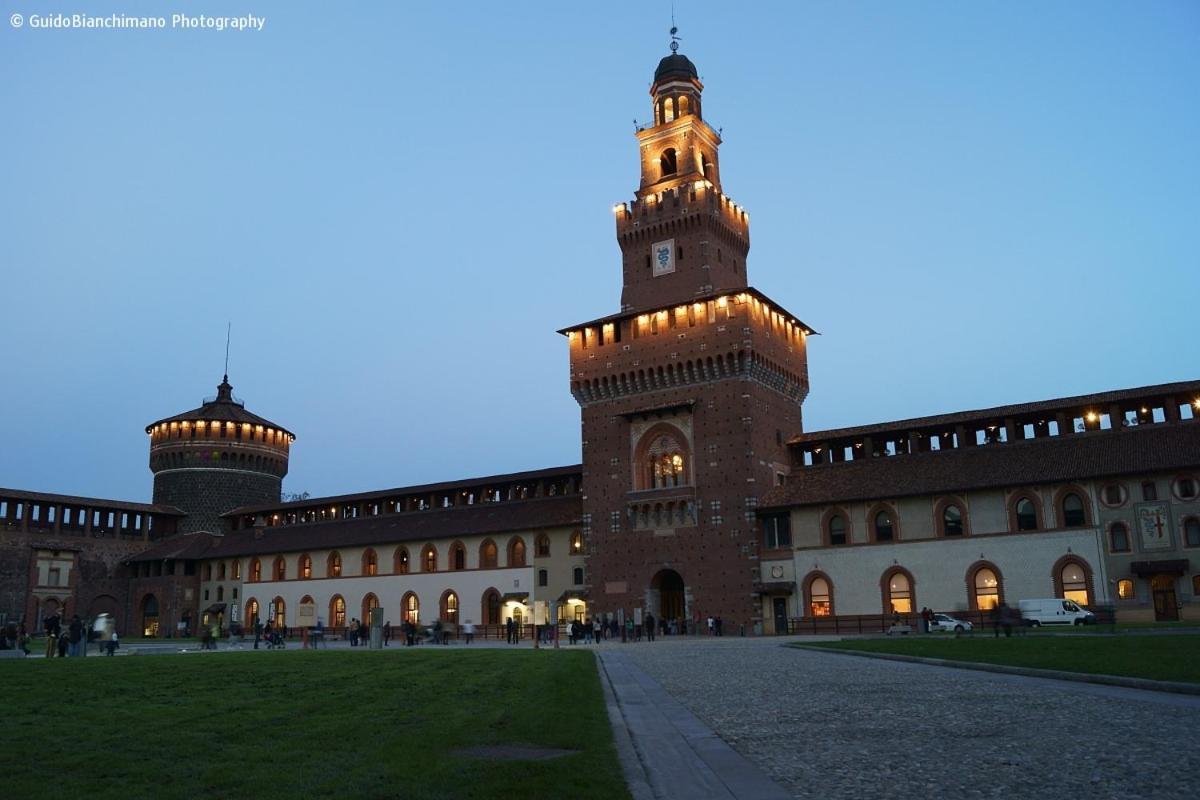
[609,636,1200,799]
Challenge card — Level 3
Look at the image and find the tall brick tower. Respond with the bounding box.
[562,45,814,631]
[145,375,293,533]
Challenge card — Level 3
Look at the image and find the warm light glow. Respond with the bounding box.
[1194,399,1200,410]
[637,314,650,327]
[716,296,728,308]
[612,203,624,213]
[1086,412,1098,422]
[1063,590,1089,605]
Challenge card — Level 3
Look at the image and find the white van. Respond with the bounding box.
[1018,598,1095,626]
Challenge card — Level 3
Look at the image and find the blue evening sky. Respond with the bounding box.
[2,1,1197,503]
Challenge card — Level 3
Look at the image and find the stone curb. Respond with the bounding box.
[791,643,1200,696]
[594,651,656,800]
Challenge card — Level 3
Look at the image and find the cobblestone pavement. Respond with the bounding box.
[617,636,1200,800]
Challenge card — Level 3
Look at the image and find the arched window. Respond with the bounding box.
[873,510,895,542]
[203,563,212,581]
[1061,493,1087,527]
[538,569,549,587]
[827,513,848,546]
[274,557,286,581]
[362,593,379,623]
[972,567,1001,610]
[806,575,833,617]
[232,560,241,580]
[1183,518,1200,548]
[508,537,526,568]
[678,95,689,116]
[422,544,437,573]
[635,425,690,490]
[1117,579,1135,600]
[451,542,466,571]
[536,534,551,557]
[217,562,226,581]
[483,589,501,625]
[402,592,420,626]
[942,504,964,537]
[1110,523,1131,553]
[1060,561,1090,605]
[300,554,312,579]
[573,567,584,585]
[395,547,410,574]
[216,586,224,602]
[570,531,583,554]
[660,148,678,176]
[883,569,913,613]
[480,540,498,569]
[245,598,259,625]
[272,597,286,627]
[250,559,262,582]
[362,549,378,576]
[441,591,459,624]
[700,152,712,178]
[328,552,342,578]
[329,596,345,628]
[1015,497,1039,531]
[663,99,676,123]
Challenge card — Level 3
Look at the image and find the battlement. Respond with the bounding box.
[614,182,749,244]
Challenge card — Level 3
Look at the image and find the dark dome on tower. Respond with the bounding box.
[654,53,698,82]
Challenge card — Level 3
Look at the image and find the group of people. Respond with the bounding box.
[0,622,32,654]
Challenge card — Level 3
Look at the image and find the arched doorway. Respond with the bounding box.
[141,594,160,638]
[1151,575,1179,621]
[650,569,685,624]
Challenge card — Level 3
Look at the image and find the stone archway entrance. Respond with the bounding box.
[141,594,160,638]
[649,569,686,625]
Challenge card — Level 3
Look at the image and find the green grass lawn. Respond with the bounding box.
[0,649,630,800]
[795,634,1200,683]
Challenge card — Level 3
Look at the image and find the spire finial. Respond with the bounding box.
[669,1,680,54]
[223,321,231,383]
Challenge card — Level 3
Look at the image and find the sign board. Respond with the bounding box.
[1137,503,1172,552]
[297,601,317,628]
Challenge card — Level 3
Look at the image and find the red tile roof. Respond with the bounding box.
[762,421,1200,509]
[156,494,583,559]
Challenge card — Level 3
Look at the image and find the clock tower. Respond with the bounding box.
[562,45,815,631]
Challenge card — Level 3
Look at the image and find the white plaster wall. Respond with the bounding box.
[790,528,1108,614]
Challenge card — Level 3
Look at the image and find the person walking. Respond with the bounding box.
[67,615,84,657]
[462,619,475,644]
[106,628,119,656]
[383,621,392,647]
[645,613,656,642]
[506,616,516,645]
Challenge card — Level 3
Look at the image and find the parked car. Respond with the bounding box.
[928,614,972,633]
[1018,598,1095,626]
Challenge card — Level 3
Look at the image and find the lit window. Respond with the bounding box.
[250,559,261,582]
[272,597,286,627]
[331,595,346,628]
[328,552,342,578]
[396,548,410,574]
[637,428,690,490]
[1062,493,1086,527]
[509,538,526,567]
[570,531,583,554]
[973,568,1000,610]
[809,577,831,616]
[423,545,437,573]
[403,593,419,626]
[363,549,377,576]
[1061,562,1090,605]
[1015,498,1038,531]
[442,592,458,624]
[886,571,912,613]
[1110,523,1131,553]
[660,147,677,176]
[480,541,497,568]
[1117,579,1135,600]
[300,554,312,579]
[232,561,241,580]
[246,598,258,624]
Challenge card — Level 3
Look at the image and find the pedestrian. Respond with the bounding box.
[57,630,69,657]
[624,617,634,642]
[506,616,516,645]
[383,621,392,647]
[645,612,656,642]
[68,615,84,657]
[588,618,598,644]
[106,628,119,656]
[707,616,714,636]
[253,617,262,650]
[990,604,1002,638]
[921,607,934,634]
[350,618,360,646]
[462,619,475,644]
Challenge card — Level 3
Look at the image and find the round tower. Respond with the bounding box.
[145,375,294,533]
